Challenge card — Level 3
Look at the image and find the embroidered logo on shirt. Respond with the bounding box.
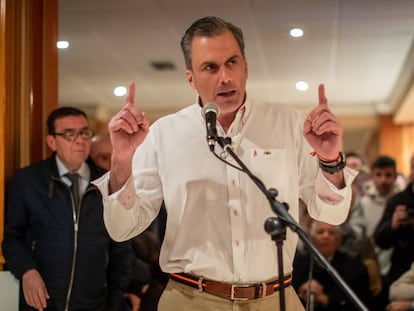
[251,149,278,159]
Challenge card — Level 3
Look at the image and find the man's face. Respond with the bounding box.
[371,166,396,195]
[46,115,91,171]
[346,156,363,171]
[90,139,112,170]
[311,222,340,259]
[185,30,248,117]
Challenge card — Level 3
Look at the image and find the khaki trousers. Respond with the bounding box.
[158,279,305,311]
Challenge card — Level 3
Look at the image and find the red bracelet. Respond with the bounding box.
[310,151,341,163]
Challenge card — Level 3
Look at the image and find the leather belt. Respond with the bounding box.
[169,272,292,301]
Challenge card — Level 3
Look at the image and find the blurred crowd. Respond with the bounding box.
[296,151,414,311]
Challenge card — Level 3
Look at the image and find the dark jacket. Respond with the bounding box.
[374,183,414,285]
[293,250,371,311]
[2,155,132,311]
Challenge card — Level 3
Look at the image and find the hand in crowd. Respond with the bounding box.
[22,269,50,311]
[391,205,412,229]
[386,300,413,311]
[124,284,149,311]
[124,293,141,311]
[303,84,343,161]
[298,279,329,306]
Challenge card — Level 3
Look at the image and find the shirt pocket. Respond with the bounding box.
[249,148,288,201]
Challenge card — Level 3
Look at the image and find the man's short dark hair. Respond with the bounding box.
[47,106,88,134]
[180,16,245,70]
[371,155,396,171]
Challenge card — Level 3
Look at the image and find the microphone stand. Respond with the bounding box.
[214,136,368,311]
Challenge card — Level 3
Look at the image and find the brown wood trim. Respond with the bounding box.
[0,0,58,271]
[0,0,7,268]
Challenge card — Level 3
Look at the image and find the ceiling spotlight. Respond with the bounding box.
[114,86,127,97]
[296,81,309,91]
[289,28,304,38]
[57,41,70,49]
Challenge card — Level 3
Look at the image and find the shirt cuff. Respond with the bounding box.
[92,172,136,209]
[316,166,358,204]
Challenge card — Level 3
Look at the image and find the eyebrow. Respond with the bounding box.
[199,54,241,68]
[59,126,89,132]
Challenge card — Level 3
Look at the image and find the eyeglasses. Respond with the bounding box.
[51,129,94,141]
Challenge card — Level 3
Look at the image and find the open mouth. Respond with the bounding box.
[217,90,236,97]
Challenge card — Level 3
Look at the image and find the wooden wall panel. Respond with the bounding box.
[0,0,58,270]
[0,0,6,269]
[379,114,414,177]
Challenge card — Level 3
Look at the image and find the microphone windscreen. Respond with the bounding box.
[202,103,219,118]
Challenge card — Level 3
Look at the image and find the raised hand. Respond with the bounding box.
[108,82,150,192]
[303,84,342,161]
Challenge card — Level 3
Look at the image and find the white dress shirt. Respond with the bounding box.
[94,98,356,283]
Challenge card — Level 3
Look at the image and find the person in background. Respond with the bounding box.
[90,133,112,170]
[293,220,371,310]
[89,132,168,311]
[2,107,132,311]
[345,151,370,197]
[387,261,414,311]
[375,153,414,309]
[343,156,400,308]
[345,151,366,172]
[94,16,356,310]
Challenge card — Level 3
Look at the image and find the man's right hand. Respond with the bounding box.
[22,269,49,311]
[392,205,411,229]
[108,82,150,193]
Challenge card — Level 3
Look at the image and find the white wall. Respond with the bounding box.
[0,271,19,310]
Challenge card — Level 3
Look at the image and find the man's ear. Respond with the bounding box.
[185,70,196,90]
[46,135,56,151]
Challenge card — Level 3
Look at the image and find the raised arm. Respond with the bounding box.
[108,82,150,193]
[303,84,345,188]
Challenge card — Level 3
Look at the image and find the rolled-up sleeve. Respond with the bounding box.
[308,167,358,225]
[93,173,147,242]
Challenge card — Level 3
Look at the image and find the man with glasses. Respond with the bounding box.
[2,107,132,311]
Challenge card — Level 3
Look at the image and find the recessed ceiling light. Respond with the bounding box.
[114,86,127,97]
[289,28,304,38]
[57,41,70,49]
[296,81,309,91]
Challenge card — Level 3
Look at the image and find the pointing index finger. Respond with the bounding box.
[318,83,327,107]
[126,81,136,107]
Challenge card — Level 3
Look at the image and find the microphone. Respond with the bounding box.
[202,103,219,151]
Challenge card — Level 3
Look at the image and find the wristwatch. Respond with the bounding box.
[318,152,346,174]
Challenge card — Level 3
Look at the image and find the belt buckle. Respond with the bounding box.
[230,284,250,301]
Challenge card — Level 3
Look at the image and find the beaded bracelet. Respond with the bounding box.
[318,152,346,174]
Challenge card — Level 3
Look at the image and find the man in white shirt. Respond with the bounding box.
[94,16,356,311]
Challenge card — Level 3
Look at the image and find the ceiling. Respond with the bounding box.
[58,0,414,154]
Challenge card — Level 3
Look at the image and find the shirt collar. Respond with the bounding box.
[197,94,251,137]
[56,155,90,182]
